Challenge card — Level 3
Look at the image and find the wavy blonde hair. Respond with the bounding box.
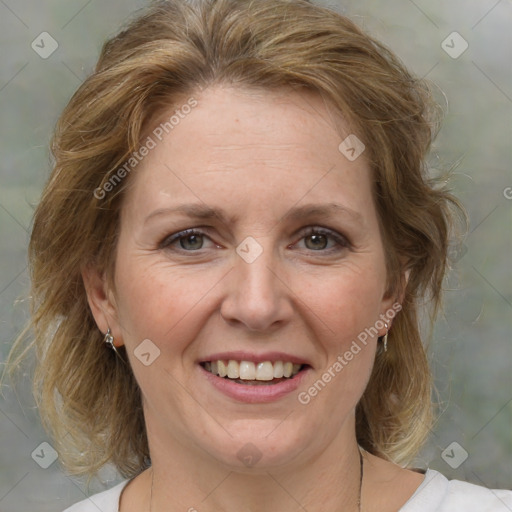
[6,0,463,479]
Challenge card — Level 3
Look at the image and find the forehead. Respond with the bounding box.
[121,85,373,222]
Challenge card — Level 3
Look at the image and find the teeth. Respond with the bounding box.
[273,361,284,378]
[203,359,303,381]
[256,361,274,381]
[227,360,239,379]
[218,360,227,377]
[239,361,256,380]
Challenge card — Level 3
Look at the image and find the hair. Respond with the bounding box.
[5,0,464,480]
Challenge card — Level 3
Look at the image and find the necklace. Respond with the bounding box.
[357,447,364,510]
[149,448,364,511]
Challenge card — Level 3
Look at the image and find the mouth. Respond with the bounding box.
[200,360,307,386]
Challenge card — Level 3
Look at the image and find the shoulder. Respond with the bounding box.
[401,469,512,512]
[62,480,129,512]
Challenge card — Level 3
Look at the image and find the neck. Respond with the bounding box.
[147,437,363,512]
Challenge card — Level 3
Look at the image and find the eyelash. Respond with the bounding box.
[159,226,350,254]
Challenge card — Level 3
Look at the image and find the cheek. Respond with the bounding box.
[296,272,382,411]
[113,256,222,349]
[298,263,386,343]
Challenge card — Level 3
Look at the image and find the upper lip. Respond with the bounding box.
[198,351,311,366]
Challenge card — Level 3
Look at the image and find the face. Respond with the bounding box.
[88,85,398,472]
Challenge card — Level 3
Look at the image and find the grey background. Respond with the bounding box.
[0,0,511,510]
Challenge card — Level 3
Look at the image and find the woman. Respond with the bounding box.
[7,0,511,510]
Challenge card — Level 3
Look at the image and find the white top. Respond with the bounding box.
[63,469,512,511]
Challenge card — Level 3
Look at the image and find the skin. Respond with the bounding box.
[83,85,425,511]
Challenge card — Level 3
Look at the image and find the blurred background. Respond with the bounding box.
[0,0,510,510]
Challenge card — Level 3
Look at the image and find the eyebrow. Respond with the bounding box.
[144,204,236,226]
[144,202,363,226]
[281,203,363,225]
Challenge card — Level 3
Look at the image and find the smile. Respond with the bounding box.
[201,360,303,384]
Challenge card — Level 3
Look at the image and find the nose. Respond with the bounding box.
[220,244,294,332]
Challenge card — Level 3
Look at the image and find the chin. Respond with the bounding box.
[199,419,317,472]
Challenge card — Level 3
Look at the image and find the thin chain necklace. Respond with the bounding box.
[357,448,364,510]
[149,448,364,511]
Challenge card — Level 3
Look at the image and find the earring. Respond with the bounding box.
[382,322,389,353]
[104,328,119,355]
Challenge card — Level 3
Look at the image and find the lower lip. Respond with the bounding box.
[199,365,310,403]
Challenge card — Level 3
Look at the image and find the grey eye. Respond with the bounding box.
[179,234,204,250]
[304,233,328,250]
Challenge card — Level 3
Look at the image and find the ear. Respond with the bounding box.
[394,267,410,307]
[378,267,410,336]
[81,264,124,347]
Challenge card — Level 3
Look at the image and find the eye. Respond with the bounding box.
[159,226,349,254]
[159,228,213,251]
[293,227,349,253]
